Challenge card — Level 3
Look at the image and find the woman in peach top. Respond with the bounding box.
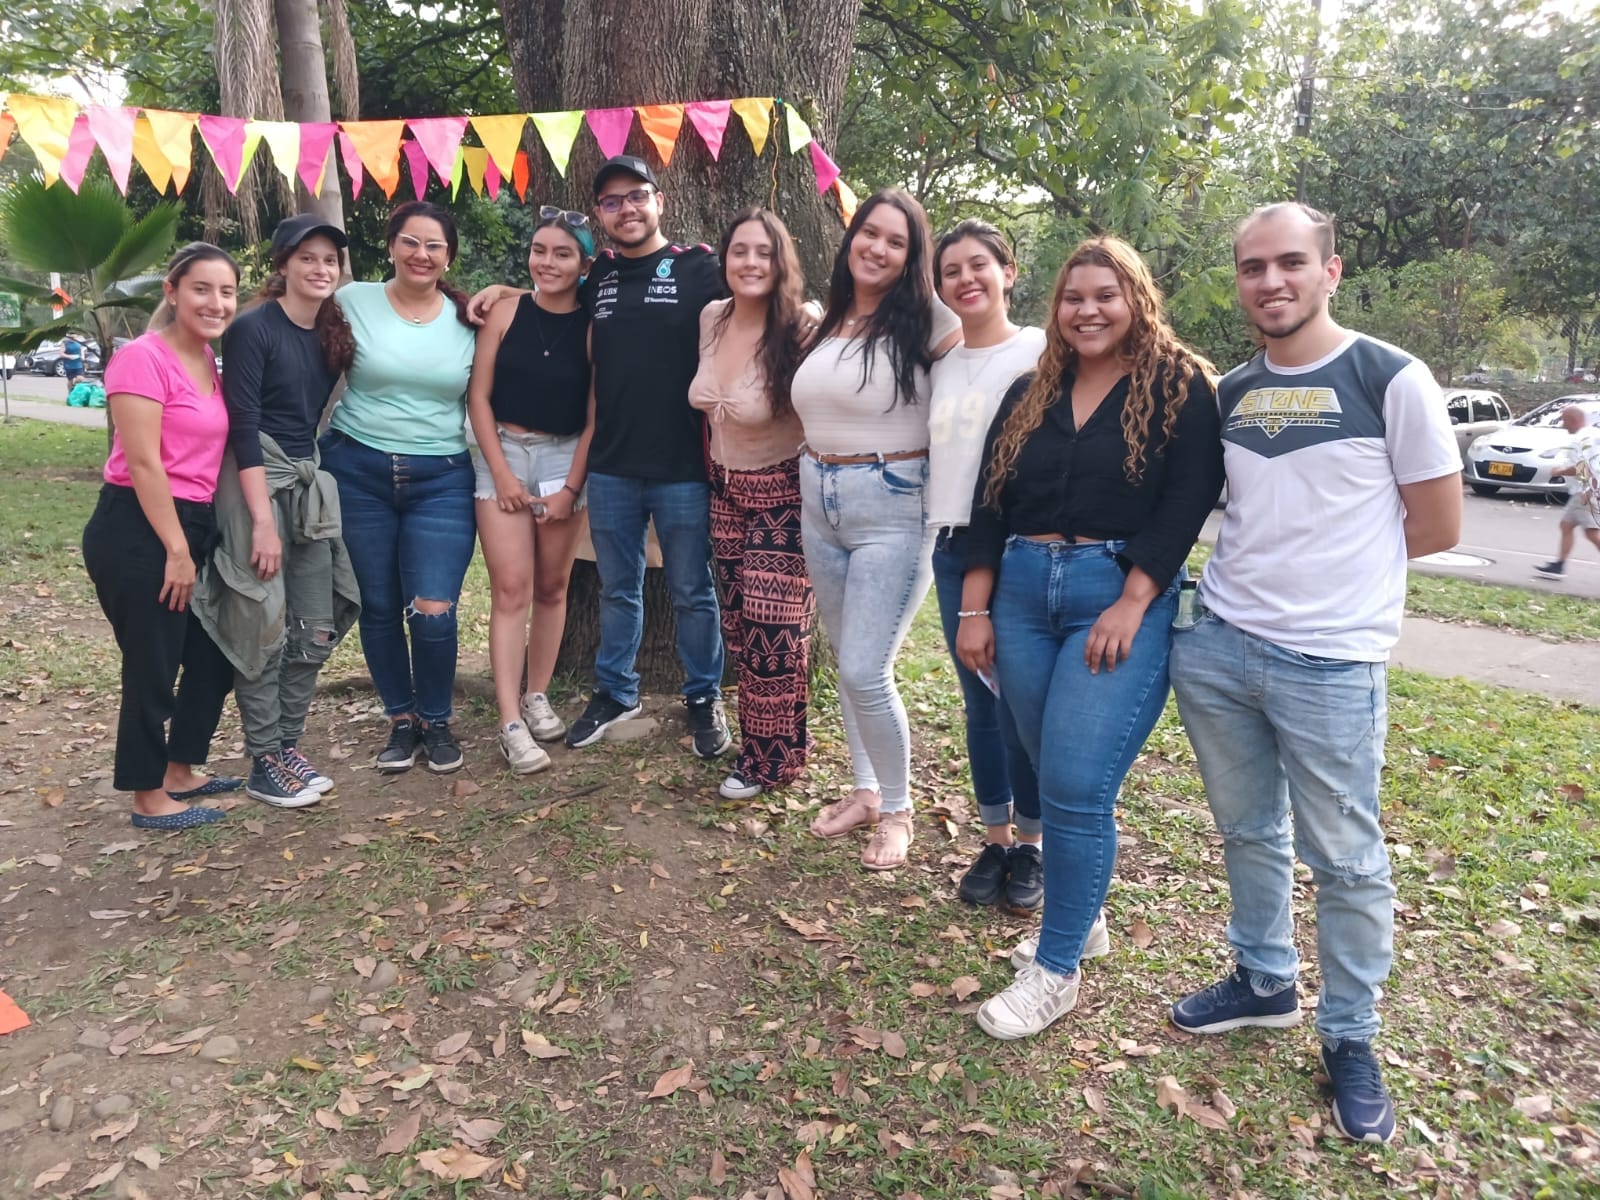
[689,209,814,800]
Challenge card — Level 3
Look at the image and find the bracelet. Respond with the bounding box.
[562,483,580,497]
[957,609,990,619]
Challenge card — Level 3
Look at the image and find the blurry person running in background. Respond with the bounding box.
[926,219,1047,912]
[1534,405,1600,578]
[82,244,244,830]
[468,207,597,774]
[319,202,479,775]
[690,209,815,802]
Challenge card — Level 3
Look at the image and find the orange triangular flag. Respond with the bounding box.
[0,987,30,1036]
[635,104,685,167]
[0,113,15,165]
[512,149,531,202]
[6,93,80,185]
[131,113,174,193]
[340,120,407,198]
[470,114,526,180]
[142,109,199,192]
[730,97,774,157]
[835,178,858,226]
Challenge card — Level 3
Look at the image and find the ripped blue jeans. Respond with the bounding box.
[320,431,476,725]
[1169,612,1394,1045]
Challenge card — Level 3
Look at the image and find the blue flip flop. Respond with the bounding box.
[131,806,228,830]
[166,776,243,801]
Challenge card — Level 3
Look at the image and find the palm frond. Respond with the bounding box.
[0,178,130,276]
[96,205,182,288]
[0,317,75,354]
[0,275,60,302]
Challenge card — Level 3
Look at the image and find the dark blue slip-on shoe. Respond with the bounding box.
[1171,966,1302,1034]
[166,776,243,801]
[132,806,228,830]
[1322,1040,1396,1143]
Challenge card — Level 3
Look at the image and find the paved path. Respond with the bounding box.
[1,397,106,428]
[1391,617,1600,706]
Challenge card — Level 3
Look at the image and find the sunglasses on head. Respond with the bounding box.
[540,206,590,230]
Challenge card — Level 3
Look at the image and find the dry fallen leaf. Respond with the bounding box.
[521,1031,572,1060]
[777,910,840,943]
[374,1109,421,1156]
[314,1108,343,1131]
[1129,917,1155,949]
[452,779,481,799]
[908,982,938,998]
[1514,1094,1554,1121]
[881,1031,908,1059]
[950,976,981,1002]
[81,1162,124,1191]
[352,955,377,979]
[434,1030,471,1058]
[778,1148,816,1200]
[649,1060,695,1099]
[1083,1085,1107,1116]
[32,1162,71,1190]
[1155,1075,1188,1114]
[709,1150,728,1185]
[416,1145,501,1182]
[131,1145,161,1170]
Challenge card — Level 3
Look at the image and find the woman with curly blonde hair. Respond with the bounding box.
[955,235,1224,1040]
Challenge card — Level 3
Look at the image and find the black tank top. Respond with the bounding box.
[488,296,590,436]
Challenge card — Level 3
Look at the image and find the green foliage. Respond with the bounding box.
[1340,252,1518,384]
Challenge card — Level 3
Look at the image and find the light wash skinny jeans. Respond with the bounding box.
[1169,611,1394,1046]
[800,455,934,812]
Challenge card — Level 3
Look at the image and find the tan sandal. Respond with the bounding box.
[861,810,914,871]
[810,789,882,839]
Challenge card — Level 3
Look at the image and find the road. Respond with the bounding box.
[7,373,1599,599]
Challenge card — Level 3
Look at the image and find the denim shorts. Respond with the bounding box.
[472,426,586,509]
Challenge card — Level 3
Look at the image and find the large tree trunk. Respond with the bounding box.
[276,0,347,229]
[498,0,861,285]
[500,0,858,692]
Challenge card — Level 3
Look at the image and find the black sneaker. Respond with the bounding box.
[421,720,464,773]
[685,694,732,758]
[376,719,421,773]
[1170,966,1303,1034]
[564,692,643,749]
[1535,560,1565,577]
[957,842,1011,906]
[1004,843,1044,912]
[1322,1040,1396,1143]
[246,755,319,809]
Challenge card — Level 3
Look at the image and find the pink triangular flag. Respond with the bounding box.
[809,142,840,194]
[402,139,429,200]
[684,100,732,161]
[296,121,338,197]
[338,130,365,198]
[85,105,137,194]
[59,115,98,193]
[485,153,502,201]
[407,116,468,186]
[585,107,635,159]
[198,114,250,191]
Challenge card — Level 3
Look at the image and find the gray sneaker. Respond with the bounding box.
[498,721,552,775]
[246,755,320,809]
[520,692,566,742]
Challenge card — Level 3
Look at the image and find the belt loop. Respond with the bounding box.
[874,451,886,466]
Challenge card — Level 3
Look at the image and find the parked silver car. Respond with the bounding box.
[1464,395,1600,497]
[1444,388,1512,465]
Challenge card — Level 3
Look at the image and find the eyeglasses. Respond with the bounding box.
[395,234,450,257]
[539,205,590,230]
[596,187,656,215]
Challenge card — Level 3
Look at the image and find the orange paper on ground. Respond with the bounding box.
[0,988,30,1035]
[635,104,685,167]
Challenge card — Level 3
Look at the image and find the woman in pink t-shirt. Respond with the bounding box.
[82,243,243,830]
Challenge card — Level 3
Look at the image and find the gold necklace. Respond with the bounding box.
[387,283,438,325]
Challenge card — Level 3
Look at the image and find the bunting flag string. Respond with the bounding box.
[0,92,852,222]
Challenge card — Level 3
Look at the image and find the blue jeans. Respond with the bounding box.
[1169,613,1393,1045]
[931,535,1040,834]
[586,473,723,708]
[993,539,1178,975]
[319,431,476,724]
[800,455,934,812]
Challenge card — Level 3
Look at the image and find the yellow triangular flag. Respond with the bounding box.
[730,97,774,157]
[247,120,300,187]
[131,113,173,193]
[784,104,812,154]
[6,93,80,185]
[470,114,526,180]
[529,110,584,177]
[143,109,199,192]
[461,146,488,197]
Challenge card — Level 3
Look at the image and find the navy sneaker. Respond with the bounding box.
[957,842,1010,906]
[686,694,733,758]
[1170,966,1303,1034]
[1322,1040,1396,1143]
[1004,843,1044,912]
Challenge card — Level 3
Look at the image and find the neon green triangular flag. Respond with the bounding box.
[530,110,584,177]
[451,145,464,199]
[784,104,812,154]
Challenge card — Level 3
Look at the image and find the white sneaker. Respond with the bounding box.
[520,692,566,742]
[718,771,764,801]
[1010,910,1110,970]
[498,722,551,774]
[976,963,1081,1040]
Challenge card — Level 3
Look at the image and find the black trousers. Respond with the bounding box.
[82,485,235,793]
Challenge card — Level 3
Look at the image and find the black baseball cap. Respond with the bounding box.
[592,154,661,198]
[271,213,350,256]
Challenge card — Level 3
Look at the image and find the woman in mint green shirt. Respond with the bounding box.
[320,201,478,775]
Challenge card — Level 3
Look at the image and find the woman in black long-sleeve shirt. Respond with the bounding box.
[956,235,1223,1041]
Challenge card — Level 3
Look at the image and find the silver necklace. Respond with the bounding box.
[533,302,578,358]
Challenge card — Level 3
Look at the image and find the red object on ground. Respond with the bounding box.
[0,988,31,1035]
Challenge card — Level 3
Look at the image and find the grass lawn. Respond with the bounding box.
[2,418,1597,1200]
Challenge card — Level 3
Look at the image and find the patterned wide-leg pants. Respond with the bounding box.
[710,457,814,787]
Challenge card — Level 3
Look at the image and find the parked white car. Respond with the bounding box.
[1464,395,1600,497]
[1443,388,1512,465]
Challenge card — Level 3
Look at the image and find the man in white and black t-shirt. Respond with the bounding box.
[1167,203,1461,1144]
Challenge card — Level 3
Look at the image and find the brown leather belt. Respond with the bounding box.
[805,448,928,466]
